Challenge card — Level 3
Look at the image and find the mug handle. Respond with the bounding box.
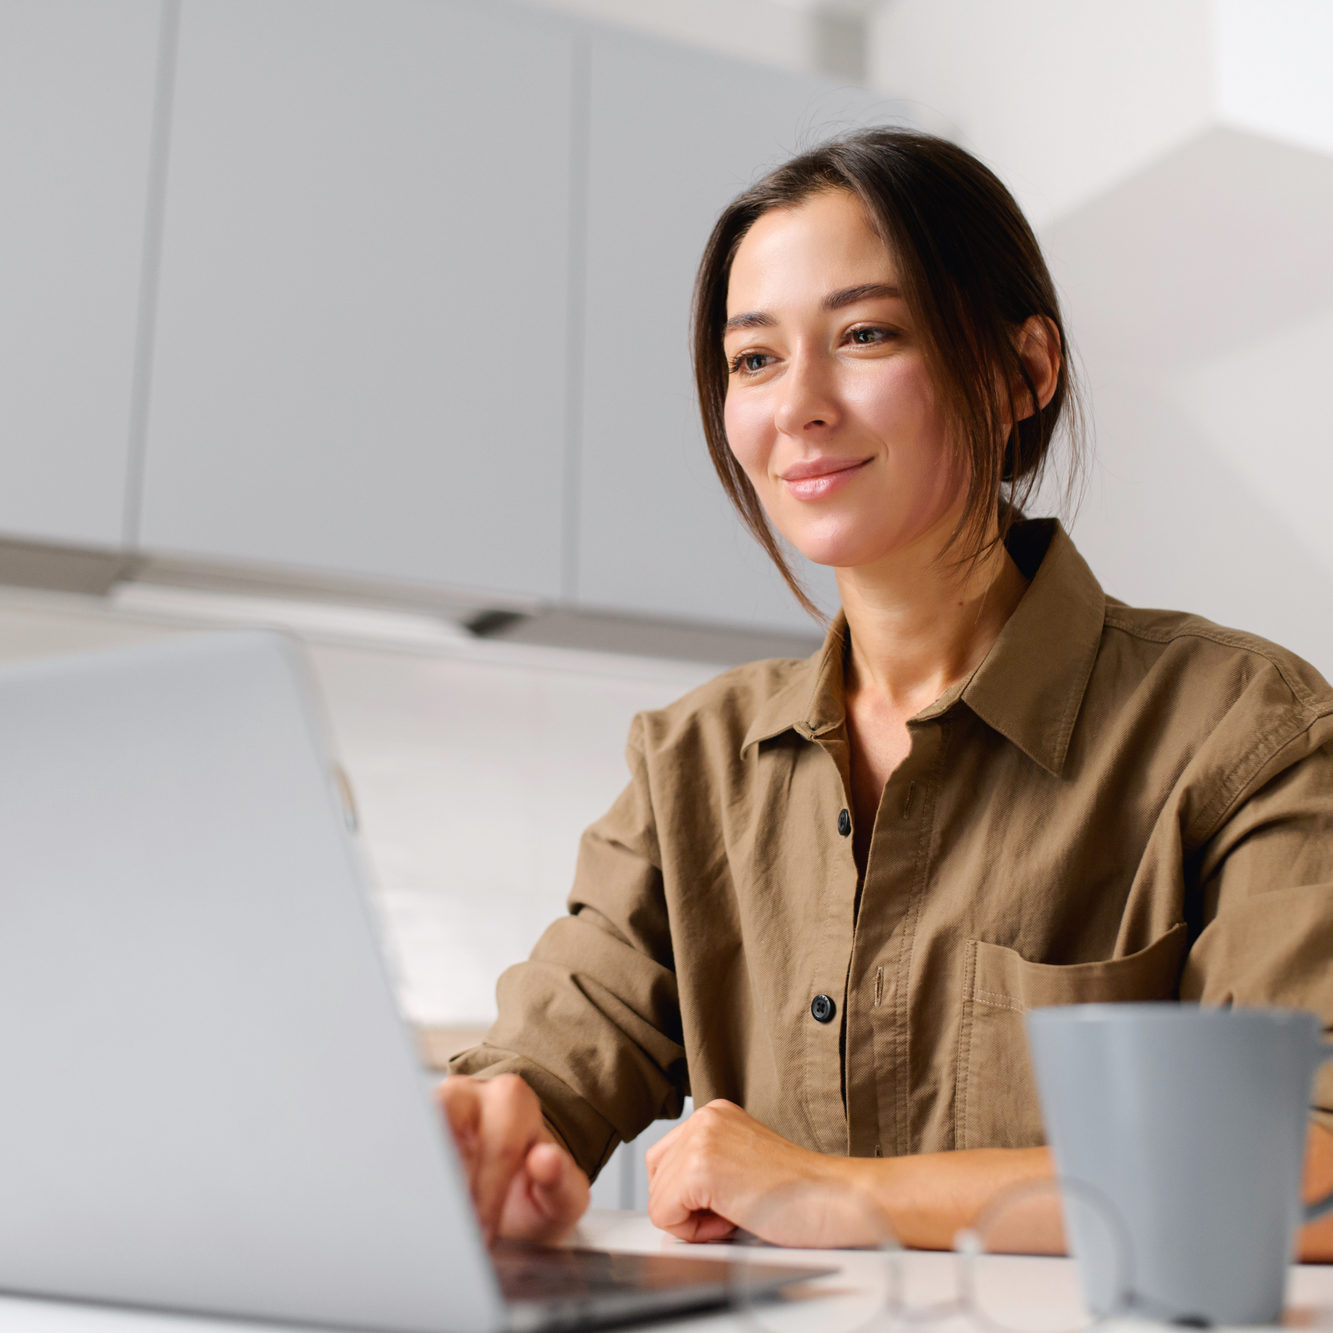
[1305,1040,1333,1224]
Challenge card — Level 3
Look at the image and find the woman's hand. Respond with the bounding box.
[436,1073,590,1245]
[644,1099,886,1247]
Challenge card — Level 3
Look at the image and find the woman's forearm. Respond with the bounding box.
[643,1101,1333,1260]
[863,1124,1333,1262]
[864,1145,1056,1251]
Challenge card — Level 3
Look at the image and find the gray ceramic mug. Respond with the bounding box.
[1025,1004,1333,1325]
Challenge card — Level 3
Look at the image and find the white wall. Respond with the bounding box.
[1042,128,1333,673]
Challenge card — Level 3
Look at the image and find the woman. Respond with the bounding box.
[442,129,1333,1253]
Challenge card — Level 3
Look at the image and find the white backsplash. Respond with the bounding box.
[0,586,723,1028]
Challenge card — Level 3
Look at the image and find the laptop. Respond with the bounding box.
[0,631,827,1332]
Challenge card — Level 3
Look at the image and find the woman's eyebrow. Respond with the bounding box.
[824,282,902,310]
[723,310,774,334]
[724,283,903,334]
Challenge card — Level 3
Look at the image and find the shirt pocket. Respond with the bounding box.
[954,923,1189,1150]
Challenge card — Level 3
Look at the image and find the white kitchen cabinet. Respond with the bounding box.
[574,29,900,633]
[139,0,576,603]
[0,0,163,549]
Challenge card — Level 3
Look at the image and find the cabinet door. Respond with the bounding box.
[576,30,899,633]
[141,0,575,602]
[0,1,162,548]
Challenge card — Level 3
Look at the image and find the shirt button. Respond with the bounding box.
[810,993,836,1023]
[837,808,851,837]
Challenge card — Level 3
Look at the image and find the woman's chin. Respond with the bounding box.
[775,508,961,575]
[780,533,881,572]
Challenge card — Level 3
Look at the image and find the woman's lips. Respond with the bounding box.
[780,457,871,501]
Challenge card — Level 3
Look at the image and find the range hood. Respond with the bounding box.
[0,535,821,665]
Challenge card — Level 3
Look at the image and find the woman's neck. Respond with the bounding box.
[836,523,1029,717]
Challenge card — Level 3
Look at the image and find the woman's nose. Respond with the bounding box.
[773,352,840,437]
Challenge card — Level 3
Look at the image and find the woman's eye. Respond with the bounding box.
[846,325,896,347]
[728,351,773,376]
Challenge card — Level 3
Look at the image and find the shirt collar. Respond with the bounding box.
[739,519,1106,776]
[926,518,1106,775]
[740,610,848,752]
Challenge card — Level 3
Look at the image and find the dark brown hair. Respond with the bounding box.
[692,127,1082,619]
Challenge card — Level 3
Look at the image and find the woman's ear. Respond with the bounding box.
[1012,315,1062,422]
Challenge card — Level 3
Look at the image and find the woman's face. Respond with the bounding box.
[722,189,966,572]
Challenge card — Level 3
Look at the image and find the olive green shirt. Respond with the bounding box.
[451,520,1333,1178]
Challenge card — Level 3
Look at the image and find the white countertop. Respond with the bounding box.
[0,1210,1328,1333]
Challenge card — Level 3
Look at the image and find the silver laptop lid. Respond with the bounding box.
[0,632,505,1333]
